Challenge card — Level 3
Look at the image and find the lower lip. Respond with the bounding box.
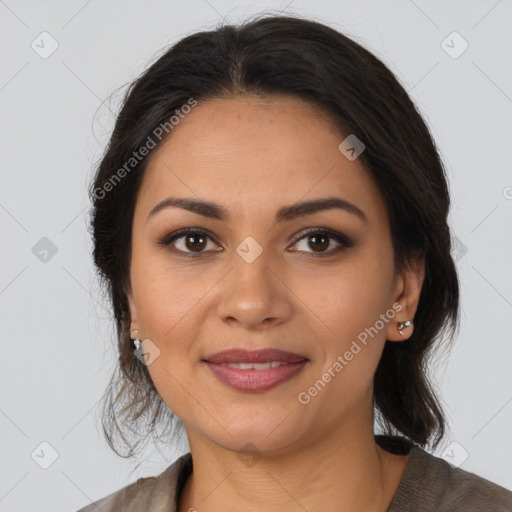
[203,361,309,392]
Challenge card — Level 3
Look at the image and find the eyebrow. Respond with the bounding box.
[147,196,368,224]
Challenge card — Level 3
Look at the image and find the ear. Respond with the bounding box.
[126,285,140,336]
[386,257,425,342]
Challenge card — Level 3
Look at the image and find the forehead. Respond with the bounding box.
[137,95,387,224]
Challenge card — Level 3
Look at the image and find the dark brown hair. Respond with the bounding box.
[89,13,459,458]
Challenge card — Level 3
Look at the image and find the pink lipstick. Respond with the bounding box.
[202,348,309,392]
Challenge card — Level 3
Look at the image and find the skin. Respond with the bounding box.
[127,95,425,512]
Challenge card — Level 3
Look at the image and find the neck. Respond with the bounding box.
[177,422,409,512]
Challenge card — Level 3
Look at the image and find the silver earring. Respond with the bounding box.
[130,329,141,350]
[397,320,411,336]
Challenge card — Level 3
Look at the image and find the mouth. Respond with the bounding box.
[202,348,309,392]
[213,361,295,370]
[202,347,308,364]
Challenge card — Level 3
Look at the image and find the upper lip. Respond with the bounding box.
[203,348,308,364]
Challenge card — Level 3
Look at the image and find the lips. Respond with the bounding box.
[202,348,308,365]
[202,348,309,392]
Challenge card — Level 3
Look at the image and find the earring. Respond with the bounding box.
[130,329,141,350]
[397,320,411,336]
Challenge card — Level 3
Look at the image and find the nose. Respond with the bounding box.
[215,248,293,330]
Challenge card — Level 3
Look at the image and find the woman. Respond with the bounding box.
[77,14,512,512]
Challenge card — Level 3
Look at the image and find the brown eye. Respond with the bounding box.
[308,234,330,252]
[160,229,220,257]
[290,228,352,256]
[184,233,207,252]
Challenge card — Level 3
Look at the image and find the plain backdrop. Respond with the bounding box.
[1,0,511,510]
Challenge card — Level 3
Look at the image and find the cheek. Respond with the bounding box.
[131,258,206,415]
[130,245,210,340]
[288,248,394,391]
[129,243,231,353]
[291,251,393,339]
[290,268,392,423]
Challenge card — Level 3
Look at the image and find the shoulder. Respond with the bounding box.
[389,444,512,511]
[74,453,192,512]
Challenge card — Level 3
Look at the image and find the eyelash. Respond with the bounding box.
[157,227,353,258]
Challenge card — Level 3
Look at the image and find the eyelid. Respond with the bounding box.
[159,227,218,245]
[290,227,352,247]
[289,227,352,256]
[158,227,221,257]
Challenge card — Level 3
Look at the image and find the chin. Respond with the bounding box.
[205,420,306,458]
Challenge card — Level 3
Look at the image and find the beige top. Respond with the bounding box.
[75,436,512,511]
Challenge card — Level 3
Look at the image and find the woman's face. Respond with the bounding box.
[127,95,423,455]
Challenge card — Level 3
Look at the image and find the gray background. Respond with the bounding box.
[1,0,511,510]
